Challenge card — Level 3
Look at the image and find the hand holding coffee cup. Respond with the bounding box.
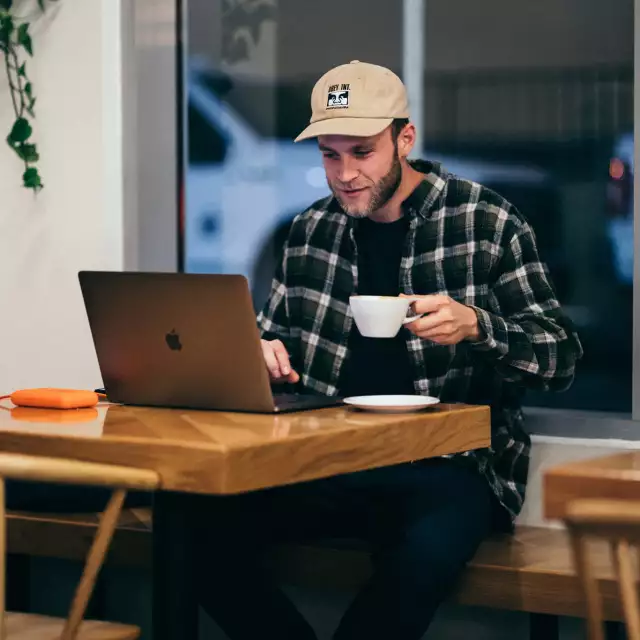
[399,294,481,345]
[349,295,422,338]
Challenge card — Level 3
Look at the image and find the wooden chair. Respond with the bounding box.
[0,453,160,639]
[564,498,640,640]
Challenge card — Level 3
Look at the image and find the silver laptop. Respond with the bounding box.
[78,271,342,413]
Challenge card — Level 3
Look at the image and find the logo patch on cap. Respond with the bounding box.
[326,83,350,109]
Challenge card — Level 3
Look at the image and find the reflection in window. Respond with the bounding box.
[187,103,228,165]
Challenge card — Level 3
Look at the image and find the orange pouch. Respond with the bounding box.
[8,388,100,410]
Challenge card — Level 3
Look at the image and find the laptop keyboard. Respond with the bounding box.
[273,393,305,402]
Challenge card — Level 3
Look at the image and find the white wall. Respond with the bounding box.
[0,0,123,392]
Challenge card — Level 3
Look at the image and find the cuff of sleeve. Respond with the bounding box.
[467,306,509,358]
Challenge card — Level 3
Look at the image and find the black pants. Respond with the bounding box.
[192,459,499,640]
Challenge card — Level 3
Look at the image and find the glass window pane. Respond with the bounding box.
[419,0,633,413]
[183,0,633,412]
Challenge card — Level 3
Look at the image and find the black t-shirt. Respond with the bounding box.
[338,216,415,397]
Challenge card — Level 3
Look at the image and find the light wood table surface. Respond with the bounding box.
[0,399,490,640]
[0,402,490,494]
[544,451,640,520]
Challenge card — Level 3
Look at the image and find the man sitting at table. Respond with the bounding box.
[193,61,583,640]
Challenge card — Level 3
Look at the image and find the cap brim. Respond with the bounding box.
[294,117,394,142]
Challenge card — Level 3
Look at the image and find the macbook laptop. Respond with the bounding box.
[78,271,342,413]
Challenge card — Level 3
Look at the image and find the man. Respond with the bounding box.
[194,61,582,639]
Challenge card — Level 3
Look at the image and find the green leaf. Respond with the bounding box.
[0,1,13,11]
[7,138,21,158]
[26,98,36,117]
[6,140,38,164]
[13,143,40,163]
[8,117,32,144]
[23,167,43,190]
[17,23,32,56]
[37,0,45,11]
[0,14,14,47]
[24,82,32,98]
[18,62,26,77]
[13,142,40,163]
[15,143,38,162]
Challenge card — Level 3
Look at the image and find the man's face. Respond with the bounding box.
[318,127,402,218]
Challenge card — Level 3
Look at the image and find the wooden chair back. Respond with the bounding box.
[0,453,159,640]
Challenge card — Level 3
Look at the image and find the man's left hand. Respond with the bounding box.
[401,294,480,345]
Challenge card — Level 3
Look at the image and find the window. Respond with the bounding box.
[416,0,634,414]
[182,0,635,415]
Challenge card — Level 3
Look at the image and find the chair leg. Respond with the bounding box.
[5,554,30,613]
[61,488,127,640]
[530,613,560,640]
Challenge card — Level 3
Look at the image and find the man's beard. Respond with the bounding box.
[331,153,403,218]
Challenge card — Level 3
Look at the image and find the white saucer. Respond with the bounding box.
[343,395,440,413]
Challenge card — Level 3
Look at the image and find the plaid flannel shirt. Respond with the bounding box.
[258,159,583,522]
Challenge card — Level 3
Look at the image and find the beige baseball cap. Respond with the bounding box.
[294,60,410,142]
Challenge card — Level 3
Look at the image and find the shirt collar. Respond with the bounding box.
[403,160,447,219]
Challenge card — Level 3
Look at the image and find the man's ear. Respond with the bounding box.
[396,123,416,159]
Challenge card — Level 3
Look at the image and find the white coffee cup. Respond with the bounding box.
[349,295,421,338]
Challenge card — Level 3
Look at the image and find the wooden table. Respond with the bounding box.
[0,402,490,494]
[0,401,490,639]
[544,451,640,520]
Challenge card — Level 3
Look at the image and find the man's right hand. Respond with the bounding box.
[261,339,300,384]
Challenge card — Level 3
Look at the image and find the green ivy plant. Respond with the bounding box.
[0,0,58,192]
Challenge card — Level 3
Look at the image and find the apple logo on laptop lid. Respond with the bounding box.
[165,329,182,351]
